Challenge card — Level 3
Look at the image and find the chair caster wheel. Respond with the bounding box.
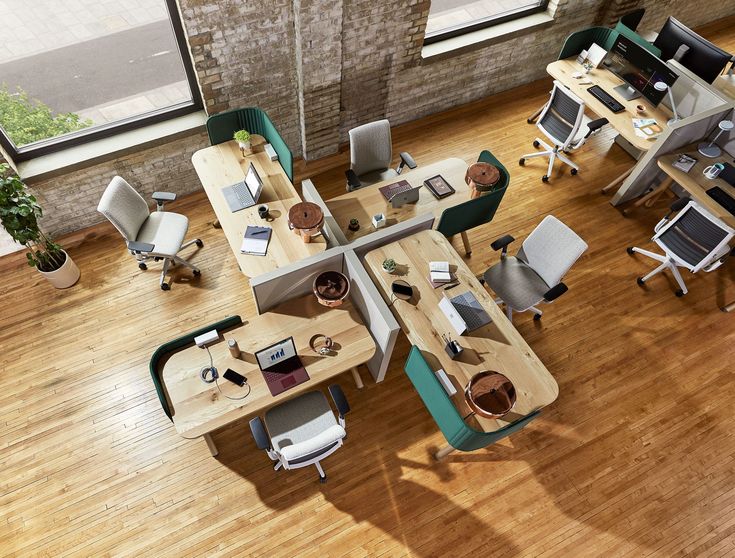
[626,247,635,255]
[195,239,203,248]
[636,277,645,286]
[138,262,147,270]
[319,475,327,484]
[161,282,170,291]
[675,289,684,297]
[527,118,534,124]
[519,158,525,166]
[571,168,578,175]
[193,269,201,276]
[533,313,542,321]
[541,175,549,183]
[533,140,540,148]
[479,278,485,285]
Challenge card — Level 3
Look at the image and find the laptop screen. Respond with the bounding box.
[255,337,298,371]
[245,163,263,199]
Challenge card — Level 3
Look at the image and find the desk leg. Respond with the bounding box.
[601,167,633,194]
[203,433,218,457]
[722,300,735,312]
[351,367,364,389]
[622,176,674,216]
[213,219,221,229]
[460,232,472,256]
[435,444,456,460]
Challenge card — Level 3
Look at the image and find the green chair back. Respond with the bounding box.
[558,26,660,61]
[436,150,509,238]
[206,107,294,182]
[403,345,540,452]
[149,315,243,420]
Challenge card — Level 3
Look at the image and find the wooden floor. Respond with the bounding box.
[2,17,735,558]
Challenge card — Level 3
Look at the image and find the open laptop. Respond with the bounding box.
[438,291,491,335]
[390,185,422,208]
[222,163,263,212]
[255,336,310,396]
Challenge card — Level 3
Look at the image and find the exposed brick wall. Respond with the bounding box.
[640,0,735,31]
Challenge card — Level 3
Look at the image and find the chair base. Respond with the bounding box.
[520,138,579,182]
[133,237,203,290]
[628,246,688,296]
[494,297,543,323]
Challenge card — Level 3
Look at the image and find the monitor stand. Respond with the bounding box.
[613,84,641,101]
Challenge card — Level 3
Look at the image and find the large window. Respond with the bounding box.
[0,0,201,161]
[424,0,548,44]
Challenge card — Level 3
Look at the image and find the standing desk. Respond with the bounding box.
[325,158,470,242]
[363,230,558,435]
[192,136,327,278]
[162,294,375,455]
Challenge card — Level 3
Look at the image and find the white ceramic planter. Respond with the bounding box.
[38,250,80,289]
[238,141,251,153]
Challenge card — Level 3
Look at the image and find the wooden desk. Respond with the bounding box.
[714,74,735,100]
[162,295,375,454]
[325,158,470,242]
[364,230,558,433]
[192,136,326,278]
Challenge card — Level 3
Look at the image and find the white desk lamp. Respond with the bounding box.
[698,120,734,158]
[654,82,679,125]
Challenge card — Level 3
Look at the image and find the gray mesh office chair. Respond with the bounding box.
[481,215,588,322]
[345,119,417,191]
[97,176,202,290]
[627,199,734,296]
[519,81,608,182]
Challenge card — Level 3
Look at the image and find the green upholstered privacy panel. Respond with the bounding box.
[614,22,661,56]
[559,26,660,61]
[206,107,294,182]
[403,345,540,452]
[435,150,509,239]
[149,315,243,420]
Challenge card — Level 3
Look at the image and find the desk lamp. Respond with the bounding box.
[698,120,734,158]
[654,82,679,125]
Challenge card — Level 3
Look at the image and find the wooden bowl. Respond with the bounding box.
[464,371,516,419]
[313,270,350,308]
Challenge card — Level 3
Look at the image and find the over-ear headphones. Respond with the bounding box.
[309,334,334,355]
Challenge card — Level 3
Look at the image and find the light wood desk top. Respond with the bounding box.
[364,230,558,433]
[325,158,470,242]
[547,58,672,152]
[714,74,735,100]
[163,295,375,439]
[192,136,326,277]
[658,146,735,227]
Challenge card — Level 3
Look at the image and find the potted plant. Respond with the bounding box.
[382,258,397,273]
[233,129,251,156]
[0,163,80,288]
[348,218,360,232]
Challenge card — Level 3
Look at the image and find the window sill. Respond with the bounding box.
[17,111,207,182]
[421,12,554,62]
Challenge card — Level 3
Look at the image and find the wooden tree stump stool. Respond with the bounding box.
[288,202,324,243]
[464,371,516,419]
[465,162,501,199]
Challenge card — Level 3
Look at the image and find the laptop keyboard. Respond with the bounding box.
[451,292,490,331]
[231,181,255,207]
[380,180,412,200]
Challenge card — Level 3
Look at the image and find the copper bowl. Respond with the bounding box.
[313,270,350,308]
[464,371,516,419]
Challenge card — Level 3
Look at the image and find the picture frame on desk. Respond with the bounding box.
[424,175,455,199]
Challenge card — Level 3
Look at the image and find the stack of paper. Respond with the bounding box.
[633,118,663,139]
[429,261,451,283]
[240,226,271,256]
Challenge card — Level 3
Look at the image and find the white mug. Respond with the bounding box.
[704,163,725,179]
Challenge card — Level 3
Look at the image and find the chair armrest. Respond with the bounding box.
[397,152,417,173]
[249,417,271,450]
[328,384,350,418]
[670,197,690,213]
[127,240,155,253]
[345,169,361,191]
[491,234,515,257]
[586,118,608,134]
[152,191,177,202]
[543,282,568,302]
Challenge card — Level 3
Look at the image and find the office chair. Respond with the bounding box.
[97,176,202,290]
[627,198,734,297]
[619,8,645,32]
[249,385,350,483]
[481,215,588,322]
[345,119,417,191]
[519,81,608,183]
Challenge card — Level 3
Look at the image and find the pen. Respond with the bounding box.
[443,281,459,290]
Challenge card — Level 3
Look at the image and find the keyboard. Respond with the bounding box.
[379,180,411,201]
[706,186,735,217]
[222,181,255,212]
[450,292,491,332]
[587,85,625,113]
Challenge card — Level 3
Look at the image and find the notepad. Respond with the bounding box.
[240,226,272,256]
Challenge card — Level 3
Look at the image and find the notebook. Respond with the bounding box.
[429,261,451,283]
[240,226,271,256]
[379,180,411,201]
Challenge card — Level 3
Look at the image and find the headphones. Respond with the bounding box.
[309,334,334,355]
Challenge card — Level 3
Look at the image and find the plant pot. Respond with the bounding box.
[37,250,80,289]
[238,141,251,155]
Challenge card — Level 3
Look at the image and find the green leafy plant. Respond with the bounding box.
[233,129,251,143]
[0,85,93,146]
[0,163,65,271]
[382,258,396,272]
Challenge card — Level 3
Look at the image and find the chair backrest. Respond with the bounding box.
[519,215,588,287]
[558,27,617,60]
[655,201,735,272]
[436,150,509,238]
[349,119,393,177]
[537,82,585,148]
[149,315,243,420]
[206,107,294,181]
[619,8,645,32]
[97,176,150,242]
[403,345,540,452]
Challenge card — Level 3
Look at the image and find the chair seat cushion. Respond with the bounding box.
[483,256,549,311]
[265,391,338,452]
[279,424,346,462]
[136,211,189,256]
[358,168,399,187]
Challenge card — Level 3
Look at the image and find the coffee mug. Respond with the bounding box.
[704,163,725,179]
[257,204,269,219]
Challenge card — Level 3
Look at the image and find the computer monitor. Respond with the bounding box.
[245,162,263,201]
[607,34,678,105]
[654,17,731,84]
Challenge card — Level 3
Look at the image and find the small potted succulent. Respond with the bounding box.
[348,218,360,232]
[233,129,251,156]
[382,258,397,273]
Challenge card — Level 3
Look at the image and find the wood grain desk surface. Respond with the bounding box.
[325,158,470,242]
[192,136,326,278]
[364,230,559,433]
[163,295,375,439]
[547,58,672,152]
[658,145,735,227]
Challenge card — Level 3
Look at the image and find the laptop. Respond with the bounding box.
[438,291,492,335]
[390,185,422,208]
[222,163,263,212]
[379,180,412,201]
[255,336,310,396]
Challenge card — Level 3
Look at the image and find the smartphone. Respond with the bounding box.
[391,281,413,297]
[223,368,246,387]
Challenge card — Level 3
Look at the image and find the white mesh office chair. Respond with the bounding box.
[481,215,588,322]
[97,176,202,290]
[627,198,734,296]
[519,81,608,182]
[249,385,350,483]
[345,119,417,191]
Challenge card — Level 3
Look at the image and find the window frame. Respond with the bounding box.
[0,0,203,163]
[423,0,549,45]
